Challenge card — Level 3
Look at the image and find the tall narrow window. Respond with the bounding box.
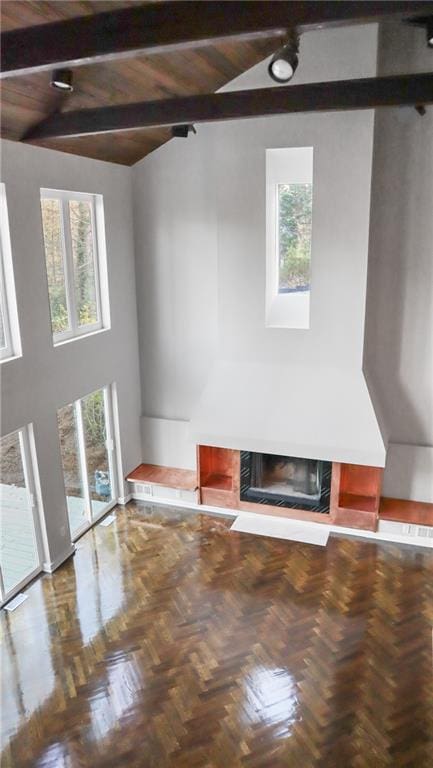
[0,184,21,361]
[277,183,312,293]
[266,147,313,329]
[40,189,109,344]
[57,385,116,539]
[0,427,42,604]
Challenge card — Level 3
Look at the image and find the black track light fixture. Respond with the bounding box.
[50,69,74,92]
[171,124,197,138]
[427,18,433,48]
[407,15,433,48]
[268,31,299,84]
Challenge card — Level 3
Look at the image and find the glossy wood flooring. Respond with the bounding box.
[1,502,433,768]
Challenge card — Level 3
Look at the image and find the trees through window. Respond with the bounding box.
[40,189,108,343]
[277,183,313,293]
[266,147,314,329]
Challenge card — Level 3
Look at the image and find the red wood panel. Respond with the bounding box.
[197,446,236,491]
[199,447,234,479]
[238,499,331,525]
[201,487,239,510]
[127,463,197,491]
[331,507,378,531]
[379,497,433,525]
[329,462,383,531]
[340,464,382,499]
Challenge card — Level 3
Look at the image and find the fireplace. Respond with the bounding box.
[240,451,332,513]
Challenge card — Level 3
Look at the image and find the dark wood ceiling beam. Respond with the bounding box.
[2,1,432,79]
[25,72,433,141]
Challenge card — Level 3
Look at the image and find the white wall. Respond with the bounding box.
[133,24,383,466]
[0,139,142,567]
[141,417,196,470]
[364,22,433,501]
[133,132,218,421]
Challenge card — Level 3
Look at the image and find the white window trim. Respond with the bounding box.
[0,183,21,362]
[59,383,119,542]
[0,425,44,607]
[40,188,110,345]
[265,147,314,330]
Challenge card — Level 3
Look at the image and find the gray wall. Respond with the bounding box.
[133,24,378,422]
[0,140,142,567]
[133,22,432,500]
[364,23,433,501]
[133,132,218,421]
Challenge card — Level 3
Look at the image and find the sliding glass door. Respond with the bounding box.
[57,402,88,536]
[58,386,116,539]
[0,427,42,603]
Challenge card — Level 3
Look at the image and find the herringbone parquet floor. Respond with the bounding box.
[1,501,432,768]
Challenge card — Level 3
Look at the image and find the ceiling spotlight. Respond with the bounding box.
[427,18,433,47]
[268,33,299,84]
[407,15,433,48]
[171,124,196,138]
[50,69,74,92]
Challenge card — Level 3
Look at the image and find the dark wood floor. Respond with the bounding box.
[1,502,433,768]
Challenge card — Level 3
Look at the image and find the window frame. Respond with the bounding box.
[57,383,118,542]
[0,425,44,607]
[265,147,314,330]
[0,238,13,361]
[40,188,109,345]
[0,183,21,362]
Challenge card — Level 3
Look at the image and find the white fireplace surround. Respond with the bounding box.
[189,361,386,467]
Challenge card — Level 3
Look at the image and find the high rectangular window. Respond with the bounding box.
[0,183,21,362]
[40,189,110,344]
[266,147,314,329]
[277,183,313,294]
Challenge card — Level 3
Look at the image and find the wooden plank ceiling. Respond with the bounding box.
[0,1,279,165]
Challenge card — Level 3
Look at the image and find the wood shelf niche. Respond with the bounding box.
[197,446,240,509]
[330,463,383,531]
[127,463,197,491]
[379,497,433,526]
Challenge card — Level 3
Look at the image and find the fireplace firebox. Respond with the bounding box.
[240,451,332,513]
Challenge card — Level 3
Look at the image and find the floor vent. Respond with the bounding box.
[3,593,28,612]
[402,524,433,538]
[136,483,153,495]
[100,514,116,527]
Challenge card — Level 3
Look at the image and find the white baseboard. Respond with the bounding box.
[118,494,132,505]
[130,494,433,549]
[43,544,76,573]
[131,492,235,518]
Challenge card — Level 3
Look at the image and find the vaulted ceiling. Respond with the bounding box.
[1,1,432,166]
[0,1,279,165]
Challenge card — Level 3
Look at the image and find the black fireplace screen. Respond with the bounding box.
[240,451,331,513]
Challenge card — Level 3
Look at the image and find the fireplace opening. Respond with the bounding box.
[240,451,332,513]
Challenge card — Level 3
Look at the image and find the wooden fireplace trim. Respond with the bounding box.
[329,462,383,531]
[197,448,383,531]
[127,450,385,532]
[197,445,240,509]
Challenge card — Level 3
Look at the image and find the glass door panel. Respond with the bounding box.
[0,430,40,596]
[58,386,115,541]
[57,403,89,536]
[81,389,113,517]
